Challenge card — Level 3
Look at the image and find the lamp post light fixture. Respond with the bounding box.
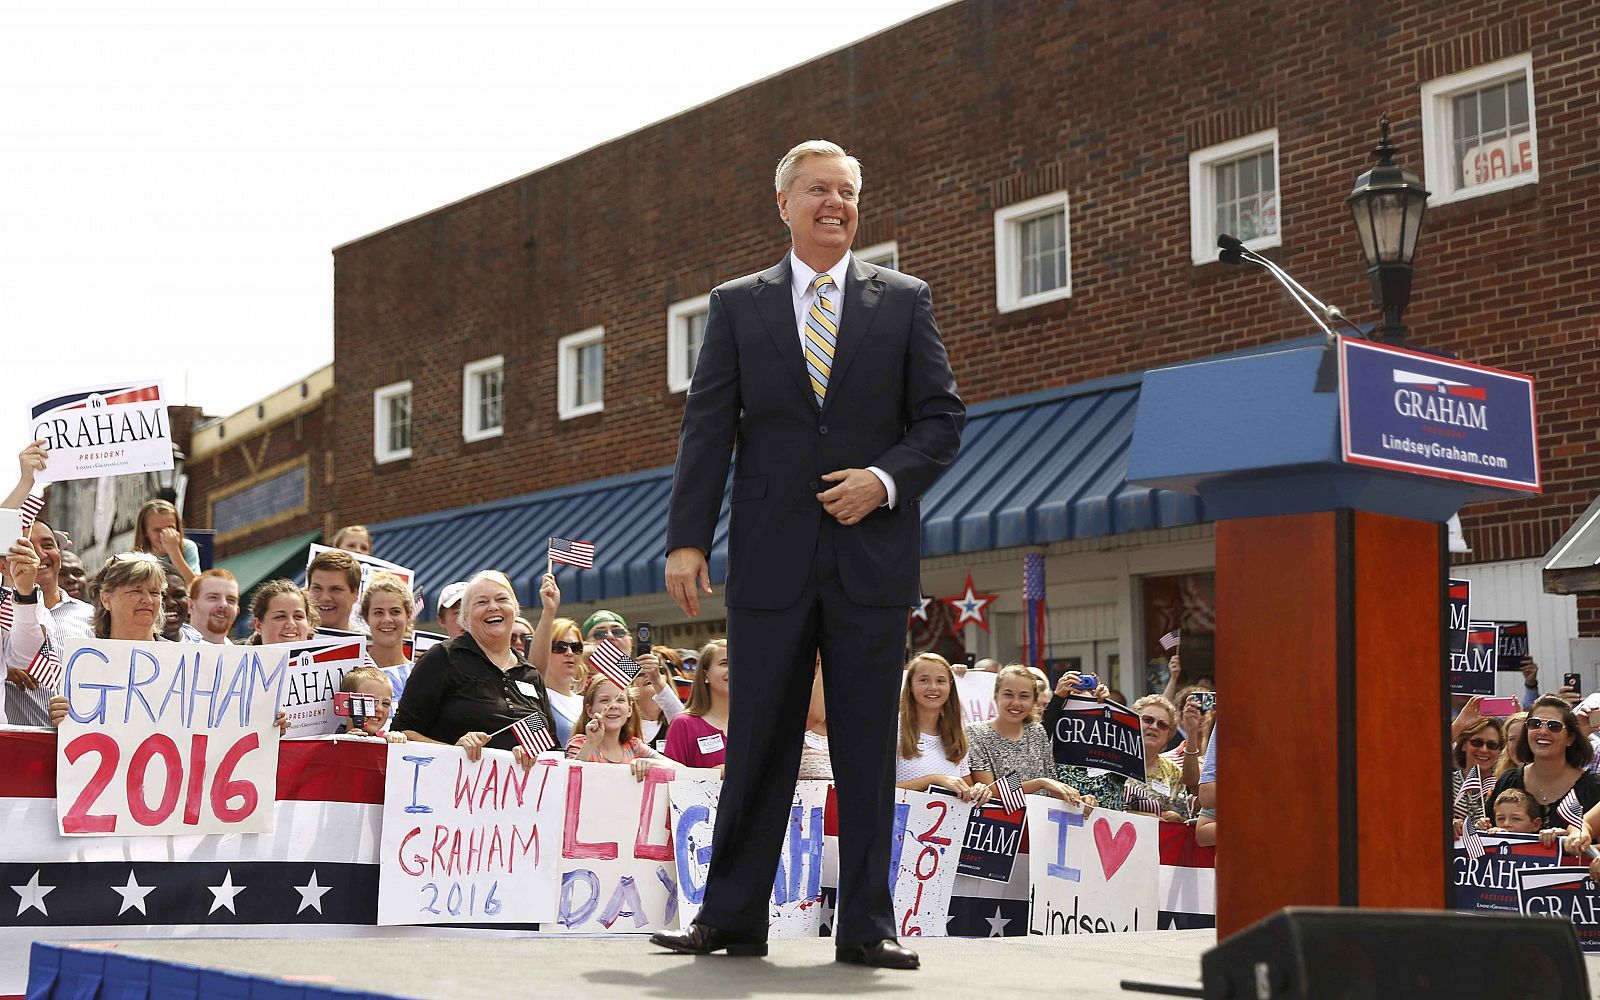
[1346,115,1430,344]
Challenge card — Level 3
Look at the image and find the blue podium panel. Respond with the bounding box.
[1127,341,1519,522]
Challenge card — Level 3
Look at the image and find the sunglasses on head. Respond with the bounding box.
[1467,737,1503,751]
[1139,715,1172,731]
[1526,718,1568,733]
[551,641,584,654]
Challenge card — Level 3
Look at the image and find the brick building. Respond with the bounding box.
[325,1,1598,692]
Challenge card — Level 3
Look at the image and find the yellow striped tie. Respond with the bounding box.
[803,273,837,408]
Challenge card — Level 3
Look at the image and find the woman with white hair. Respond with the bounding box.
[391,570,559,759]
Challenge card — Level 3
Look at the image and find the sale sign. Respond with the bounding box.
[29,380,174,484]
[1453,832,1561,913]
[55,639,286,836]
[671,778,827,938]
[377,744,563,925]
[273,635,368,738]
[890,788,973,938]
[1051,696,1146,782]
[538,759,693,934]
[1025,801,1159,936]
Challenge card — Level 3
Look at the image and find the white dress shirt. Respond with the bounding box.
[786,250,898,508]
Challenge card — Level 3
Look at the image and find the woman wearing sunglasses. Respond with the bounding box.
[1450,716,1505,833]
[1487,695,1600,843]
[535,617,586,747]
[1119,694,1192,820]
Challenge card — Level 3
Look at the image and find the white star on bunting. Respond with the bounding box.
[944,573,998,631]
[295,870,332,914]
[12,870,55,916]
[985,904,1011,937]
[208,869,246,914]
[911,595,932,622]
[112,869,156,916]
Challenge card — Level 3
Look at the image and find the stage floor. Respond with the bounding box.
[50,930,1600,998]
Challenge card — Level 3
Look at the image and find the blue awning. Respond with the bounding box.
[367,372,1206,605]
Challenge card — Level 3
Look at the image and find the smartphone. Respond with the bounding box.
[964,653,977,671]
[332,691,353,718]
[0,509,22,546]
[1478,696,1519,716]
[1565,673,1582,691]
[332,692,375,720]
[1190,691,1217,713]
[635,622,652,656]
[1074,673,1097,691]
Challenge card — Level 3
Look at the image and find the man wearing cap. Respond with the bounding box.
[437,582,468,639]
[657,139,963,970]
[582,609,632,652]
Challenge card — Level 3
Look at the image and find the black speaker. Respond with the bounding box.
[1200,907,1586,999]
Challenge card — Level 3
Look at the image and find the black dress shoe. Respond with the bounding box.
[649,921,768,957]
[835,938,919,970]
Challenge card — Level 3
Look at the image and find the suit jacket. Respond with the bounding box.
[666,254,964,610]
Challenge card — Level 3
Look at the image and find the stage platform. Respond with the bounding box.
[31,929,1600,998]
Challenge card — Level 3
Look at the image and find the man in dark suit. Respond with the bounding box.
[651,140,964,969]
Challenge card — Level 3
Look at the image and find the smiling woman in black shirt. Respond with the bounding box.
[392,571,558,758]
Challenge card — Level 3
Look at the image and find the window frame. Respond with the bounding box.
[558,326,606,420]
[461,354,505,443]
[1188,128,1281,266]
[993,191,1072,314]
[1419,53,1538,207]
[856,239,899,271]
[666,295,711,394]
[372,380,413,464]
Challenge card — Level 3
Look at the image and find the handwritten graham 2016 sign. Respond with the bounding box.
[29,380,174,484]
[377,744,562,925]
[891,788,973,937]
[1026,800,1158,936]
[56,638,285,836]
[1051,696,1146,783]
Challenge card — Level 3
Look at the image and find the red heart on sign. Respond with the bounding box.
[1093,816,1137,880]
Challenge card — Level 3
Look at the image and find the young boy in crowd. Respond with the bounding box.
[337,666,406,743]
[1489,788,1541,834]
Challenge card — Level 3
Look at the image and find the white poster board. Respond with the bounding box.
[954,671,997,724]
[1025,800,1159,935]
[274,635,368,738]
[307,543,415,594]
[29,380,174,484]
[55,639,285,836]
[671,778,828,938]
[891,788,972,938]
[376,744,565,925]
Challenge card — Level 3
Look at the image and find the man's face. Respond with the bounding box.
[308,570,355,627]
[439,604,463,639]
[193,577,240,638]
[27,521,59,591]
[777,155,859,268]
[162,573,190,639]
[57,554,87,600]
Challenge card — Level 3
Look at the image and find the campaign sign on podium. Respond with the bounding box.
[1339,337,1540,493]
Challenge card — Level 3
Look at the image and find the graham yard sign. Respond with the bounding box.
[28,380,174,483]
[1338,338,1540,493]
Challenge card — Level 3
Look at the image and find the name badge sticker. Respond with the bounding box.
[697,732,725,755]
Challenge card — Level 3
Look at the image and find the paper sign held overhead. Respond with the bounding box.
[29,380,173,484]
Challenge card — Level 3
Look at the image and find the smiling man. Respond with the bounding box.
[185,569,240,643]
[307,549,361,633]
[657,139,964,970]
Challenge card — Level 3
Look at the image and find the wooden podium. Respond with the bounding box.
[1127,339,1526,936]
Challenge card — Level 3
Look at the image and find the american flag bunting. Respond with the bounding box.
[548,536,595,569]
[1022,553,1047,669]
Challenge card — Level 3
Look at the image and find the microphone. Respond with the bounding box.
[1216,235,1363,340]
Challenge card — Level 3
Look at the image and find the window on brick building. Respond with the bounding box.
[856,240,899,271]
[373,380,412,463]
[1420,54,1537,206]
[210,461,309,538]
[559,327,605,419]
[994,192,1071,313]
[667,295,710,394]
[1189,129,1280,265]
[462,355,504,442]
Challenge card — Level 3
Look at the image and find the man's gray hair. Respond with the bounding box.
[774,139,863,193]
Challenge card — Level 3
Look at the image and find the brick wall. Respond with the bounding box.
[330,0,1599,600]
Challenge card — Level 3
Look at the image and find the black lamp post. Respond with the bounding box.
[1346,115,1430,343]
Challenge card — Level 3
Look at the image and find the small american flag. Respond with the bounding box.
[1123,781,1163,816]
[0,488,46,632]
[588,639,641,691]
[548,536,595,569]
[1159,629,1181,652]
[513,712,556,755]
[994,772,1026,814]
[1460,813,1485,860]
[27,634,62,691]
[1455,765,1484,823]
[1557,787,1586,830]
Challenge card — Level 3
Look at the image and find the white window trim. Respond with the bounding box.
[558,326,605,420]
[372,380,413,464]
[666,295,711,394]
[461,354,505,443]
[1188,128,1281,266]
[856,239,899,271]
[1419,53,1538,207]
[993,191,1072,314]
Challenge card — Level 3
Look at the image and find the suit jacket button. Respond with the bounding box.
[809,479,820,491]
[818,425,828,435]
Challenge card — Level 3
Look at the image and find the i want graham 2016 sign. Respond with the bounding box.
[1338,338,1539,494]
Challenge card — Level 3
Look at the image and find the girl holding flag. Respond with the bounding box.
[565,672,677,781]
